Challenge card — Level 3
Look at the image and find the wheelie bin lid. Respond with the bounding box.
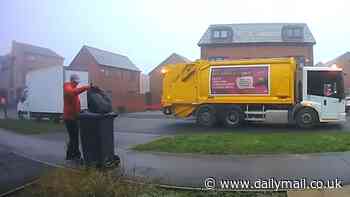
[79,111,119,120]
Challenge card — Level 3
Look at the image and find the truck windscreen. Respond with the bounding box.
[307,71,345,99]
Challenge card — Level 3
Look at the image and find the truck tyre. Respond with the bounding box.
[296,108,318,129]
[223,108,244,128]
[196,105,216,127]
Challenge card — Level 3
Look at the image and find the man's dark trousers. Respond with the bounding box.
[64,119,81,160]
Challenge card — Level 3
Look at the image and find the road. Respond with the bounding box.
[116,111,349,134]
[1,111,350,190]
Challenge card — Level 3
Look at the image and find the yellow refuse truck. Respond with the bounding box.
[161,58,346,128]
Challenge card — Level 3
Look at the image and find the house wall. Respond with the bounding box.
[149,55,190,107]
[70,48,144,112]
[1,46,64,104]
[201,44,314,65]
[149,66,164,106]
[0,57,14,99]
[12,53,64,89]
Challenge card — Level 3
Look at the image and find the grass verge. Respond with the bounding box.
[0,119,65,134]
[134,132,350,155]
[13,168,286,197]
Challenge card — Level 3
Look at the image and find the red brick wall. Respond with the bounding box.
[12,53,64,89]
[201,44,314,65]
[70,48,145,112]
[149,55,190,106]
[4,47,64,103]
[149,66,163,105]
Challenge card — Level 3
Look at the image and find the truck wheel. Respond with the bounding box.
[223,109,243,128]
[196,105,216,127]
[296,108,318,129]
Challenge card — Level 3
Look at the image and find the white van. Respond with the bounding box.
[18,66,89,120]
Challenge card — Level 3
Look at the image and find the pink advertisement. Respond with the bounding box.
[210,66,269,95]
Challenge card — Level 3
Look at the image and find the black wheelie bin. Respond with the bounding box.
[79,112,119,168]
[79,87,120,168]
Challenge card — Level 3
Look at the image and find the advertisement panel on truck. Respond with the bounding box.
[210,65,270,95]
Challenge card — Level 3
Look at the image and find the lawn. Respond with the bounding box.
[134,131,350,155]
[12,168,286,197]
[0,119,65,134]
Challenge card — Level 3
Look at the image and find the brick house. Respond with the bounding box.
[198,23,316,66]
[325,52,350,95]
[149,53,191,107]
[0,41,64,104]
[70,45,144,112]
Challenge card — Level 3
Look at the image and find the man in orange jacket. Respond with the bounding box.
[64,74,90,161]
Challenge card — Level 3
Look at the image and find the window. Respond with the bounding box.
[294,28,303,37]
[101,68,110,77]
[212,29,230,39]
[221,30,228,38]
[130,72,136,81]
[104,69,110,77]
[27,55,36,61]
[115,70,120,79]
[307,71,345,99]
[213,30,220,38]
[282,26,304,40]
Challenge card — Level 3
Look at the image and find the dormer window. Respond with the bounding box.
[282,26,304,41]
[212,30,229,39]
[211,27,232,41]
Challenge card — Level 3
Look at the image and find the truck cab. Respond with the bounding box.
[300,66,346,124]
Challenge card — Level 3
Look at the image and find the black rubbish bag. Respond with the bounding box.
[87,87,112,114]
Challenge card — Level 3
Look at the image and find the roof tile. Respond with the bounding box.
[12,41,63,59]
[198,23,316,45]
[84,46,140,71]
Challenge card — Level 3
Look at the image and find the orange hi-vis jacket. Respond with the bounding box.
[63,82,89,120]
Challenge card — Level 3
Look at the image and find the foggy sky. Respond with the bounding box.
[0,0,349,73]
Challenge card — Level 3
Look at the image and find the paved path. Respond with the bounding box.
[0,145,52,194]
[1,128,350,189]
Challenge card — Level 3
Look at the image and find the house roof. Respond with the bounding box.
[12,41,64,59]
[198,23,316,46]
[314,62,325,67]
[325,52,350,67]
[84,46,140,71]
[149,53,191,75]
